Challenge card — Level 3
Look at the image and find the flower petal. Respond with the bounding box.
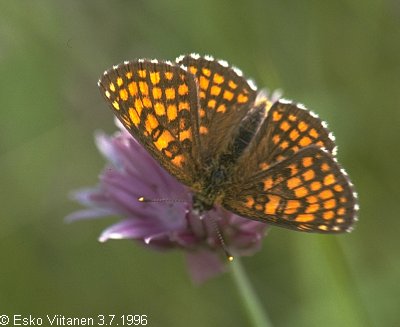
[95,131,123,169]
[64,208,116,222]
[98,218,173,243]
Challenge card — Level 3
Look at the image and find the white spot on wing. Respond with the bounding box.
[247,79,257,91]
[150,59,158,63]
[297,103,307,110]
[190,53,200,59]
[328,132,336,141]
[278,98,292,104]
[232,66,243,76]
[218,59,229,67]
[123,60,129,65]
[176,55,185,62]
[321,121,328,128]
[204,54,214,61]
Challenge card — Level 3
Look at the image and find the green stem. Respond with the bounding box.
[230,258,274,327]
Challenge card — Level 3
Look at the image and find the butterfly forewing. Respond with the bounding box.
[223,146,357,233]
[176,54,258,160]
[98,60,201,186]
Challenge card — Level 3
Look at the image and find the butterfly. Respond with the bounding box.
[97,54,358,233]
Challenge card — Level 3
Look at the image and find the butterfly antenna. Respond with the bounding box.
[210,216,234,262]
[138,196,186,203]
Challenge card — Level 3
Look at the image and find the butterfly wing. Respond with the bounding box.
[223,146,358,233]
[98,60,201,186]
[236,100,336,176]
[224,100,357,233]
[176,54,258,161]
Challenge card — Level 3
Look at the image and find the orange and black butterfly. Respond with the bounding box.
[98,54,358,233]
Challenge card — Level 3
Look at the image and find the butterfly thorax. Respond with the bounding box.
[192,154,236,213]
[192,171,225,213]
[191,102,269,214]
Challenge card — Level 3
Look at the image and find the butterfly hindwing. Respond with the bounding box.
[223,146,357,233]
[237,100,336,177]
[98,60,201,186]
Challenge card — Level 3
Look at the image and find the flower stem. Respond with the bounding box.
[230,258,274,327]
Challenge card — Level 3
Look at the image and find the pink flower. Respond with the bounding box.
[67,121,268,284]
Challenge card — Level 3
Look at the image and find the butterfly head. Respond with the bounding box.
[192,193,214,214]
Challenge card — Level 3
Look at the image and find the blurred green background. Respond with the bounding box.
[1,1,399,326]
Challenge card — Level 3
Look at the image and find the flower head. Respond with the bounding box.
[67,120,268,283]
